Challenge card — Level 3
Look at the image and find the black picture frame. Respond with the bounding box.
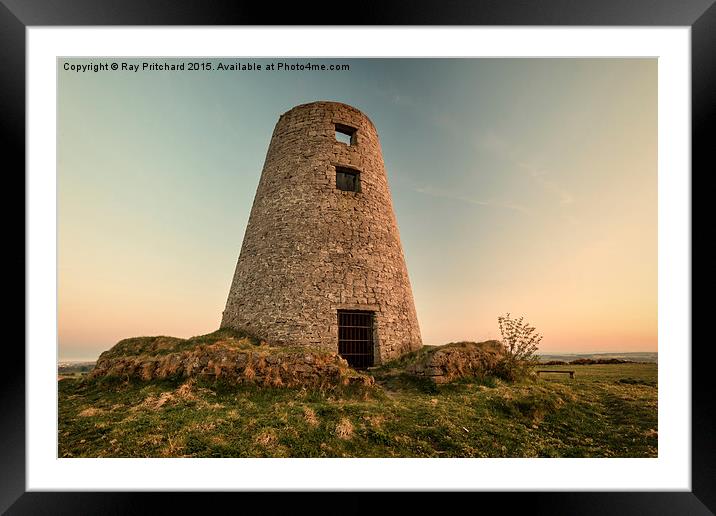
[4,1,710,514]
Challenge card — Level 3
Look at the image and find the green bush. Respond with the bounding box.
[496,313,542,381]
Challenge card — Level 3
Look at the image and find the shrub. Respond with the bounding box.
[496,313,542,381]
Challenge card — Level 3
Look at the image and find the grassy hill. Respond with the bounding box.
[59,359,657,458]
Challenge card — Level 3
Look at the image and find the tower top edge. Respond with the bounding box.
[279,101,376,128]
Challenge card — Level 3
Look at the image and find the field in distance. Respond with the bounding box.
[537,352,657,364]
[58,361,657,458]
[58,361,96,380]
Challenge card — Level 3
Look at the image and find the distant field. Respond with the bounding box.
[58,362,657,458]
[57,362,95,381]
[536,363,657,384]
[537,352,657,363]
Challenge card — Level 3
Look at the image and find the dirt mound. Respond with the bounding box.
[403,340,506,384]
[89,329,373,389]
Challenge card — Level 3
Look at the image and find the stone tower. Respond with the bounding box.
[221,101,422,366]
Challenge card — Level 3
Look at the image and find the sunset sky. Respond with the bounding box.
[58,58,656,361]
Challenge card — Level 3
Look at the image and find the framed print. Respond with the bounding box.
[4,0,711,514]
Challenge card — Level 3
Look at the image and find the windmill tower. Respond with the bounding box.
[221,101,422,366]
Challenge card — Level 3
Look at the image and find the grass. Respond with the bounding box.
[97,328,263,359]
[58,361,657,458]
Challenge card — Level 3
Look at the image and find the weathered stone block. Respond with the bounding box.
[405,341,506,384]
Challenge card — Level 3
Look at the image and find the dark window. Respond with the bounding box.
[335,166,361,192]
[335,123,357,145]
[338,310,375,368]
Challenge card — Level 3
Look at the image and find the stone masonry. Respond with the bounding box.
[221,101,422,364]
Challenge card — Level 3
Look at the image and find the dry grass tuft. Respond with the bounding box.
[161,433,186,457]
[210,435,228,447]
[137,392,174,411]
[78,407,104,417]
[268,368,284,388]
[175,379,197,400]
[188,421,217,433]
[366,415,385,429]
[254,429,277,446]
[303,407,319,427]
[138,434,165,447]
[335,417,354,440]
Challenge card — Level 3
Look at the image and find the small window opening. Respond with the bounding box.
[335,166,361,192]
[335,123,357,145]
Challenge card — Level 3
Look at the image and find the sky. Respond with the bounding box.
[58,58,657,361]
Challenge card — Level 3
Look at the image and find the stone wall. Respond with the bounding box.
[221,101,422,363]
[89,341,374,389]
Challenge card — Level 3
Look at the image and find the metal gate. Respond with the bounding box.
[337,310,374,368]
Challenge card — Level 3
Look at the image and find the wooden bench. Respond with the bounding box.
[537,370,575,379]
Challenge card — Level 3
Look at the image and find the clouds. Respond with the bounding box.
[414,184,530,214]
[480,130,575,200]
[471,130,579,224]
[517,160,575,207]
[411,127,576,218]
